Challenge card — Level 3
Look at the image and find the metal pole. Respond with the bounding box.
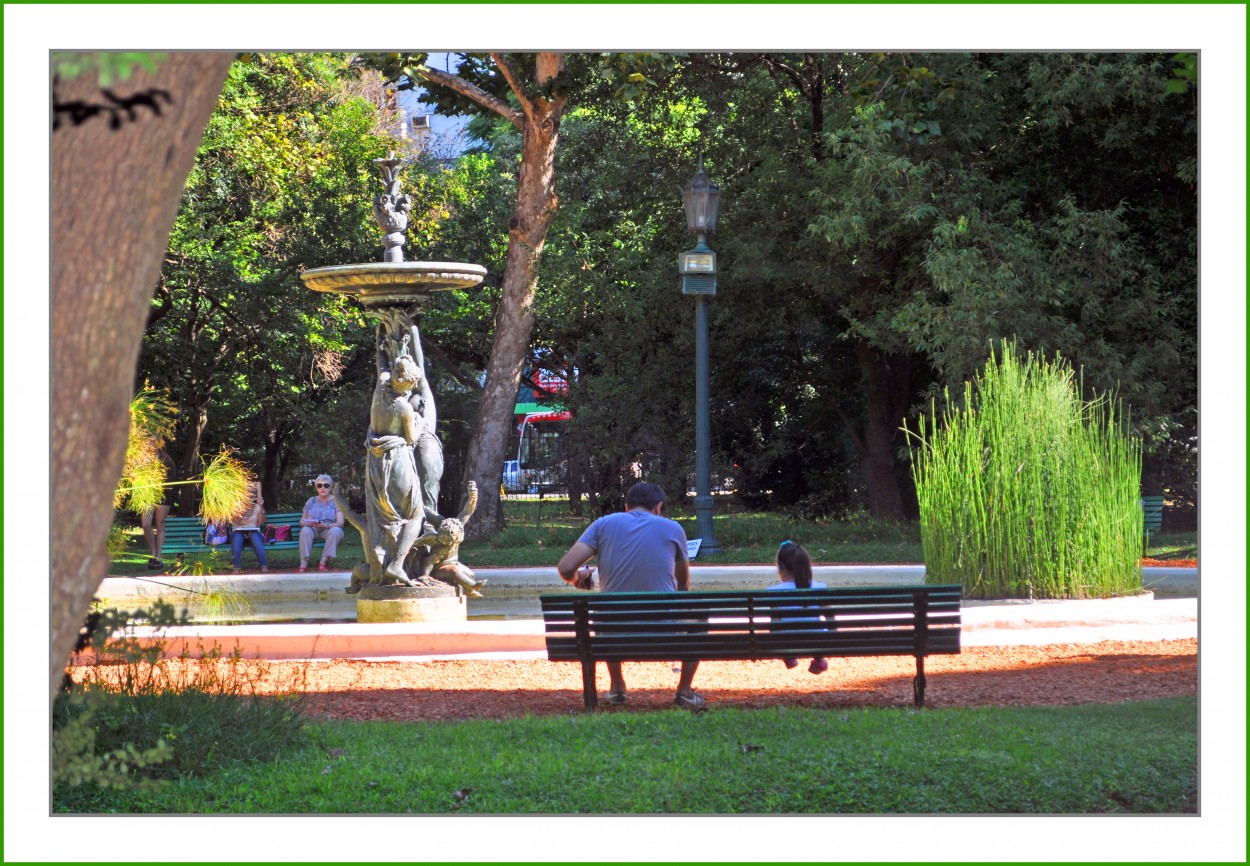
[693,293,723,553]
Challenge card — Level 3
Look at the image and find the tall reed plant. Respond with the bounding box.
[905,341,1143,599]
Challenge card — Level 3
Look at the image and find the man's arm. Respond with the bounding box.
[674,556,691,592]
[557,541,597,584]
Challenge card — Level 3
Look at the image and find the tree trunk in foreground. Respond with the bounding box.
[50,52,232,704]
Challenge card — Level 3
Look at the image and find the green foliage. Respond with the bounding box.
[907,341,1143,599]
[198,449,253,523]
[51,51,167,87]
[55,601,308,807]
[140,53,414,504]
[115,385,255,522]
[135,51,1194,524]
[57,698,1195,814]
[105,521,132,558]
[187,579,255,624]
[53,697,175,792]
[114,385,177,514]
[462,499,923,566]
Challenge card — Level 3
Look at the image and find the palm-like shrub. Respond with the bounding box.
[114,385,253,524]
[906,341,1143,599]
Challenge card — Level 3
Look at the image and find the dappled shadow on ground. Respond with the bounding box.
[182,638,1197,722]
[67,639,1195,722]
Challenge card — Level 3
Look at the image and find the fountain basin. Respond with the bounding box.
[301,261,486,307]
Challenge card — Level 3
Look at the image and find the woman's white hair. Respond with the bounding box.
[315,473,333,485]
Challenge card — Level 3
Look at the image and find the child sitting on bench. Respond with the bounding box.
[768,540,829,674]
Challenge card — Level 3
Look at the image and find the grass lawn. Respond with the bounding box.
[107,503,1198,575]
[55,697,1196,814]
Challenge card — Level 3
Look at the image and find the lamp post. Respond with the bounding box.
[679,158,723,554]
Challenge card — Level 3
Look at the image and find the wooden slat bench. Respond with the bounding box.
[159,512,320,559]
[541,584,962,710]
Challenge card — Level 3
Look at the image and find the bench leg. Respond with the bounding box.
[582,660,598,711]
[913,655,927,708]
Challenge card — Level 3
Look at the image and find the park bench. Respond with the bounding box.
[541,584,962,711]
[1141,496,1164,538]
[159,512,321,559]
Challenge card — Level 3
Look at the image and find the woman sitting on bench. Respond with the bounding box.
[231,481,269,574]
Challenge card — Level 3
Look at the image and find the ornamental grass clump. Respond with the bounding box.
[905,341,1143,599]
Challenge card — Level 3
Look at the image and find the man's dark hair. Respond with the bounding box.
[625,482,666,511]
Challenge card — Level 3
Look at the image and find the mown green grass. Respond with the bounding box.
[464,502,925,566]
[107,513,1197,576]
[55,697,1196,814]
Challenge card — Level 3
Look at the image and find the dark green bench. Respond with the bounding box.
[159,512,320,558]
[1141,496,1164,538]
[541,584,962,710]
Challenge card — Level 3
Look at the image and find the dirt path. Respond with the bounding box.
[81,638,1195,722]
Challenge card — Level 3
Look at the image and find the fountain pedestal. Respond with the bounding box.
[355,584,467,623]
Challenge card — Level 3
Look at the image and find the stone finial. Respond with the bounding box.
[373,151,411,262]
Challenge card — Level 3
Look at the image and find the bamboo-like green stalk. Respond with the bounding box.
[905,340,1143,599]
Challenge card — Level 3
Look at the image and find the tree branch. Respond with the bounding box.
[415,63,524,130]
[490,52,535,122]
[760,54,812,101]
[420,334,482,392]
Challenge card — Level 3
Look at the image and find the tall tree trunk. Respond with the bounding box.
[418,52,570,538]
[462,108,561,535]
[50,52,233,703]
[261,420,291,510]
[851,338,912,521]
[175,394,209,515]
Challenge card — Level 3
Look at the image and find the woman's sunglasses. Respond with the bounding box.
[315,483,331,489]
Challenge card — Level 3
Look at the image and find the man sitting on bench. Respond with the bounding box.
[556,481,706,711]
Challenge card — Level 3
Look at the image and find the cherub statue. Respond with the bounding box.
[410,481,487,598]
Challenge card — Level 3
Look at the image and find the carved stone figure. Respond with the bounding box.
[410,481,487,597]
[372,152,411,263]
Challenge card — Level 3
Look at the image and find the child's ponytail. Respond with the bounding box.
[777,540,814,589]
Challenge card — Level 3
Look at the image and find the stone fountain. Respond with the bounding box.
[301,153,488,623]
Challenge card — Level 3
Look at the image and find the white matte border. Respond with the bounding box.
[6,3,1244,862]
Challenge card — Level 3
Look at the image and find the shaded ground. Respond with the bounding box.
[74,638,1196,722]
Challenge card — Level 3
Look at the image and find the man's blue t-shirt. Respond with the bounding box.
[577,509,689,593]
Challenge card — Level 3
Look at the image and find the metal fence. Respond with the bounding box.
[502,424,568,500]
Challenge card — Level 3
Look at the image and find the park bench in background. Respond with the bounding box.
[1141,496,1164,538]
[541,584,962,711]
[159,512,320,559]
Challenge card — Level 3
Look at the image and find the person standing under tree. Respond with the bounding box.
[140,448,176,570]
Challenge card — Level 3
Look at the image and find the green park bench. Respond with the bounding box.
[159,512,321,559]
[1141,496,1164,538]
[541,584,963,711]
